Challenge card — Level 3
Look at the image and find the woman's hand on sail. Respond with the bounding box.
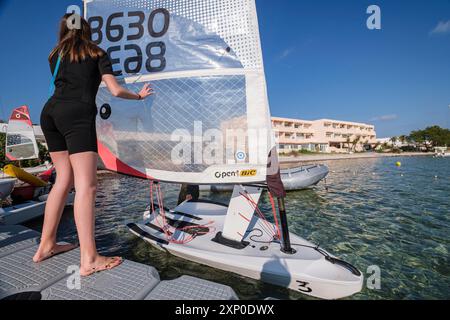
[138,83,153,100]
[102,75,153,100]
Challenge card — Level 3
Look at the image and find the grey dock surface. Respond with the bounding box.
[0,225,238,300]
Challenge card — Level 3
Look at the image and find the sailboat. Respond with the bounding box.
[1,105,53,177]
[0,106,75,225]
[5,105,40,162]
[85,0,363,299]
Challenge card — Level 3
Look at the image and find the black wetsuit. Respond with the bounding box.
[40,51,114,155]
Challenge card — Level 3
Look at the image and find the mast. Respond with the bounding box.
[277,197,295,254]
[266,145,294,254]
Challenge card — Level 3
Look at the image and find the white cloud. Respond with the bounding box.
[430,20,450,35]
[277,48,295,60]
[370,114,398,122]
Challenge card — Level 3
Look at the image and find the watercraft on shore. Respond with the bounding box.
[434,147,450,158]
[204,164,329,192]
[0,192,75,225]
[86,0,363,299]
[5,105,39,162]
[0,164,75,225]
[0,179,16,201]
[0,106,75,225]
[22,162,54,175]
[6,164,52,202]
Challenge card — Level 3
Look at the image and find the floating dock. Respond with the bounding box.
[0,225,238,300]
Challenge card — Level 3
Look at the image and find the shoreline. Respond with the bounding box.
[280,152,433,164]
[98,153,434,174]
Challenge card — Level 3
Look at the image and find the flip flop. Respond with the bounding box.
[80,256,123,277]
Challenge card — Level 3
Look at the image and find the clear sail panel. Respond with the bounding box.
[86,0,275,184]
[5,106,39,161]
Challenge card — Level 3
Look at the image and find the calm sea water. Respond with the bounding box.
[25,156,450,300]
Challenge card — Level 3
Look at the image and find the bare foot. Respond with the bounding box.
[33,243,78,263]
[80,256,123,277]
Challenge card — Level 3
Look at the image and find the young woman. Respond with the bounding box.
[33,13,153,276]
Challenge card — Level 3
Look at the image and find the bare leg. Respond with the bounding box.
[33,151,77,262]
[69,152,122,275]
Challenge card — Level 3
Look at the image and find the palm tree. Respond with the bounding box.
[351,136,361,152]
[390,136,397,147]
[345,136,351,153]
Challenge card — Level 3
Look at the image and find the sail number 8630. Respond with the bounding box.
[88,9,170,75]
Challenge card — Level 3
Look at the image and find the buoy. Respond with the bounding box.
[396,162,402,167]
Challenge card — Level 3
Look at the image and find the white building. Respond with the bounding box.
[272,117,377,153]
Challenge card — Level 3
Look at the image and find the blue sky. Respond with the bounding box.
[0,0,449,137]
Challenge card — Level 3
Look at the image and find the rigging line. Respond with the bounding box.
[249,227,330,259]
[268,191,281,240]
[148,181,215,245]
[249,228,277,244]
[239,191,276,238]
[246,204,273,237]
[149,181,155,213]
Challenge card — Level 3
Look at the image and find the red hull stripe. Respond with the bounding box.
[97,141,153,180]
[6,153,17,161]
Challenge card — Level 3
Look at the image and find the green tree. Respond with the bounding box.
[390,136,397,146]
[351,136,361,152]
[345,136,351,152]
[409,126,450,147]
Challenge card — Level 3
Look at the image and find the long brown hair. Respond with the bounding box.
[49,13,104,63]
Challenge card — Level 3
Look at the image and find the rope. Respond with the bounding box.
[268,192,281,240]
[148,181,216,245]
[239,190,278,239]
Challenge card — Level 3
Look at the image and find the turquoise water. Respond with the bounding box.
[26,156,450,299]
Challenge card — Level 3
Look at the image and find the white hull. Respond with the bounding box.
[0,178,17,201]
[0,192,75,225]
[24,163,54,175]
[128,201,363,299]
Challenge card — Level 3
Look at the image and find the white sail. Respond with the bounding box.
[5,106,39,161]
[85,0,276,184]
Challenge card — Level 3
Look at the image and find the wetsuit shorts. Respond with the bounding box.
[40,98,98,154]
